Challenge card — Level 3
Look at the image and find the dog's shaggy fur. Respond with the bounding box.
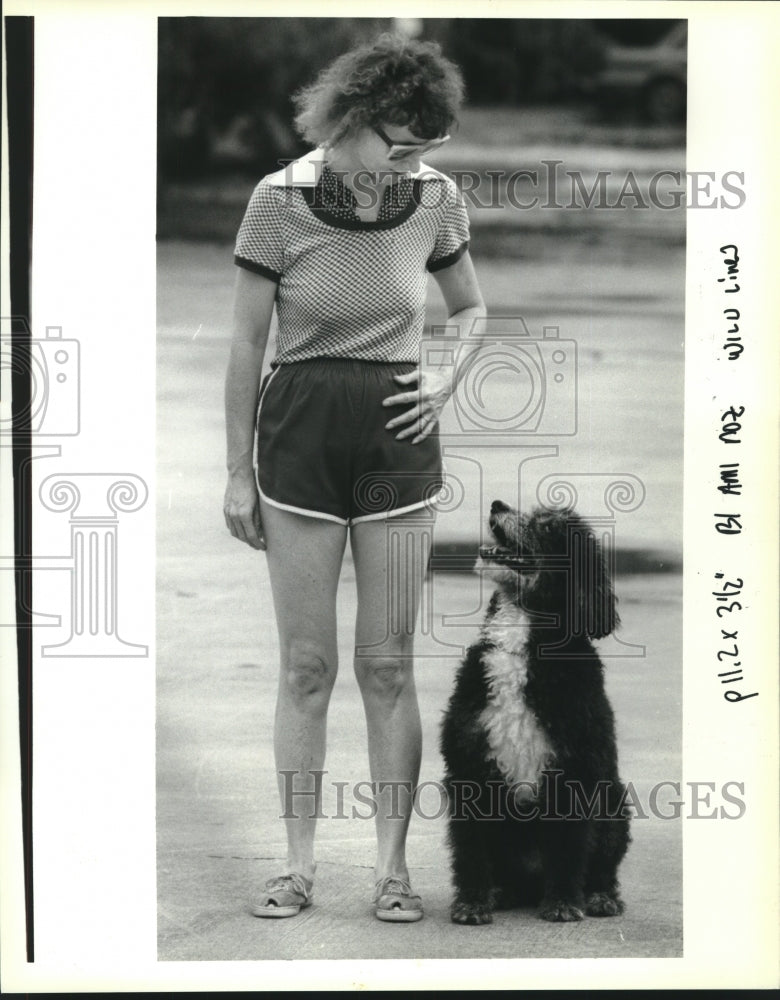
[440,501,631,924]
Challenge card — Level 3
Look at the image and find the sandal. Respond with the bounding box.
[252,873,313,918]
[373,875,423,923]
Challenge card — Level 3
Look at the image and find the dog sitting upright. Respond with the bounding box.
[440,501,630,924]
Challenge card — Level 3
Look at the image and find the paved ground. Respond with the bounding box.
[156,234,684,964]
[157,568,681,962]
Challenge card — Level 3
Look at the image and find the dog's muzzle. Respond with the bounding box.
[478,545,532,572]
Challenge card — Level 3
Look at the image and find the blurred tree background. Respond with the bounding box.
[158,17,387,180]
[158,16,633,183]
[425,18,605,105]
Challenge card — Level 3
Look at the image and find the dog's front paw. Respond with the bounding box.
[451,899,493,925]
[538,899,585,922]
[585,891,625,917]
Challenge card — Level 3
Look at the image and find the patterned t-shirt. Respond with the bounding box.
[234,150,470,366]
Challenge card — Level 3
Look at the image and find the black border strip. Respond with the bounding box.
[5,14,36,963]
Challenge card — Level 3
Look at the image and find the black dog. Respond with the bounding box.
[440,501,631,924]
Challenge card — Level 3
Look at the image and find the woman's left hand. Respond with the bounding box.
[382,369,452,444]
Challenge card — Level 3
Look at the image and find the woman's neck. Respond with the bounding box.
[324,142,392,198]
[323,141,396,222]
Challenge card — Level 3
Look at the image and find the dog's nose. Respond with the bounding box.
[491,500,510,515]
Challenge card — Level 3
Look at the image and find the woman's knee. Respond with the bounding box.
[353,648,415,702]
[281,639,337,708]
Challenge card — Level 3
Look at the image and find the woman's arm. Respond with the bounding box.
[223,267,277,549]
[430,249,488,392]
[384,251,487,443]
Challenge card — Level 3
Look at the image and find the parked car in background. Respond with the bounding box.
[589,21,687,123]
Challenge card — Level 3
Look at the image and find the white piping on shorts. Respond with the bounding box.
[253,365,351,526]
[253,365,445,527]
[349,487,445,525]
[252,366,280,500]
[256,483,351,526]
[256,484,441,527]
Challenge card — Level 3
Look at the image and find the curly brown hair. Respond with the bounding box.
[292,34,465,146]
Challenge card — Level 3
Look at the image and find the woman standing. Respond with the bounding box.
[223,34,486,922]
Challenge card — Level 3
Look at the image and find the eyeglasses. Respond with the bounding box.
[372,124,450,162]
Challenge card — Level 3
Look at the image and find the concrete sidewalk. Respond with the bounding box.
[156,568,681,962]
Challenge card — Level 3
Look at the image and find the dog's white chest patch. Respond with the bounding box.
[479,596,554,793]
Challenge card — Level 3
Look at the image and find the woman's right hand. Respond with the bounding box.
[223,471,266,550]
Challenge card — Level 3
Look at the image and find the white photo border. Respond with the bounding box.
[1,0,778,991]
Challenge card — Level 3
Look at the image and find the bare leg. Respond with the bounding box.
[350,509,433,881]
[260,498,347,880]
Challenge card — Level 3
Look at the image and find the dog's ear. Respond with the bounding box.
[578,527,620,640]
[529,507,620,641]
[558,514,619,640]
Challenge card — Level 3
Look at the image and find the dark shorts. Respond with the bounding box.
[254,358,444,526]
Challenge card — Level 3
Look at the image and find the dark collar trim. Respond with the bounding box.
[299,179,423,231]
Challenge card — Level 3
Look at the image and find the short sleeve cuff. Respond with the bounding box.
[427,240,469,273]
[234,255,282,283]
